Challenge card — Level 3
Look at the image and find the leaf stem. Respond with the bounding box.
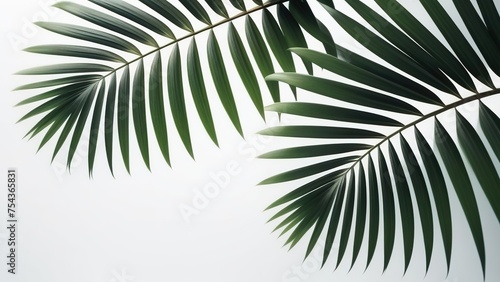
[100,0,290,80]
[351,88,500,170]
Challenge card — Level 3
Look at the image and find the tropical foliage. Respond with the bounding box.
[14,0,500,279]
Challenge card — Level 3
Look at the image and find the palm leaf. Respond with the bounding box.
[13,0,500,279]
[260,1,500,278]
[15,0,333,173]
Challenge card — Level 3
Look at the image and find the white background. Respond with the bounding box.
[1,0,499,282]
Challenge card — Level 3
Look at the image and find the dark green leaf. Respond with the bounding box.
[388,141,414,273]
[286,189,331,249]
[207,30,243,135]
[36,105,75,150]
[266,73,422,115]
[168,44,193,158]
[17,63,113,75]
[335,45,452,99]
[371,0,476,92]
[324,6,459,94]
[323,179,346,266]
[305,187,336,258]
[453,0,500,77]
[259,125,385,139]
[456,111,500,221]
[67,83,99,168]
[14,75,101,91]
[118,66,131,173]
[344,0,460,95]
[18,84,89,122]
[290,48,443,105]
[51,102,85,161]
[276,215,302,238]
[149,52,170,165]
[104,74,117,174]
[16,82,93,106]
[245,15,279,103]
[479,101,500,161]
[378,148,395,271]
[415,127,452,272]
[24,45,126,63]
[262,9,296,97]
[366,155,379,270]
[337,171,356,269]
[205,0,228,18]
[54,2,158,47]
[187,39,218,146]
[277,4,313,75]
[259,143,371,159]
[316,18,338,56]
[88,81,106,175]
[400,134,433,273]
[434,118,485,277]
[139,0,193,32]
[265,169,346,210]
[289,0,336,55]
[266,102,403,126]
[179,0,212,25]
[273,186,324,237]
[270,187,323,224]
[132,59,150,169]
[90,0,175,39]
[36,22,141,55]
[477,0,500,48]
[317,0,335,9]
[351,162,367,270]
[269,186,339,242]
[419,0,494,88]
[229,0,245,11]
[259,156,358,185]
[28,87,84,143]
[228,23,264,117]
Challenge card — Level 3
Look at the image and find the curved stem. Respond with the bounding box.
[100,0,289,80]
[350,88,500,170]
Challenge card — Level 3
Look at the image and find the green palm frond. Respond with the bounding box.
[13,0,500,279]
[259,0,500,277]
[15,0,337,174]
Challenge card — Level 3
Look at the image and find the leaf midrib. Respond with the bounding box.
[96,0,289,80]
[349,88,500,171]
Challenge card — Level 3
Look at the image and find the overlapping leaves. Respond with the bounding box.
[259,0,500,277]
[16,0,337,174]
[14,0,500,279]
